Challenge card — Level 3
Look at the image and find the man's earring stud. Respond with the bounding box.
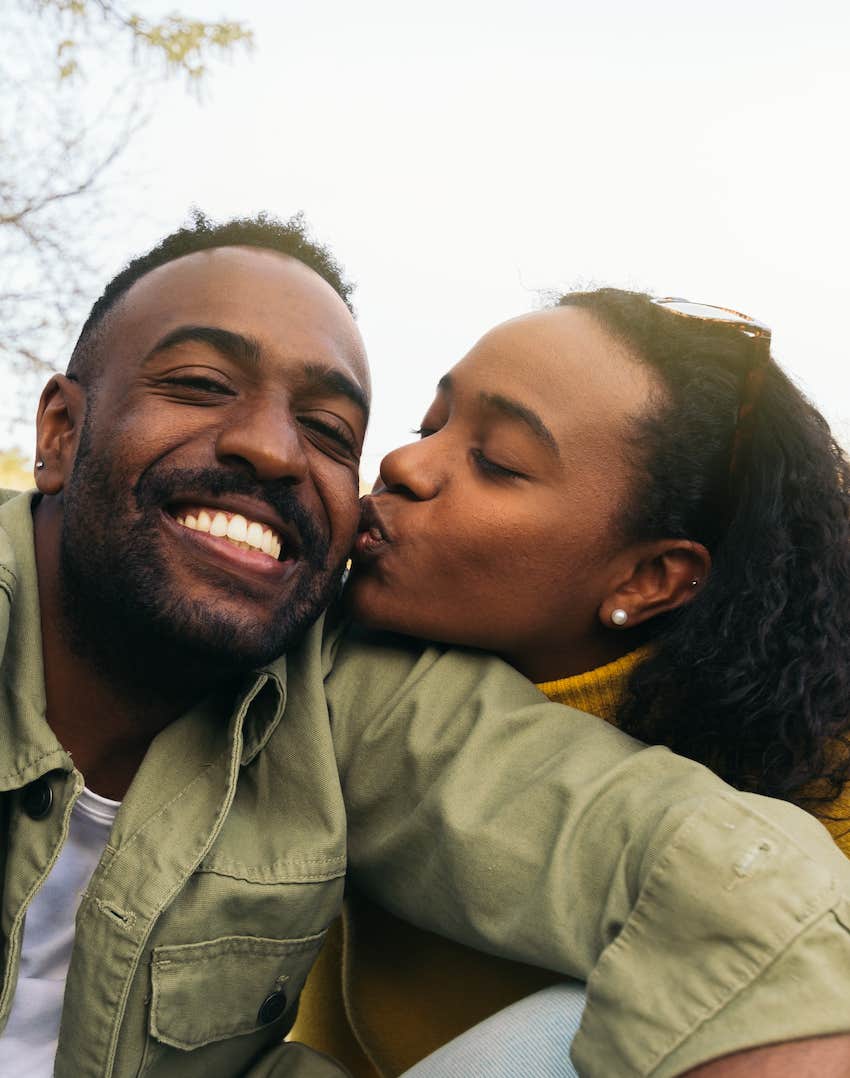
[610,608,629,627]
[35,460,45,470]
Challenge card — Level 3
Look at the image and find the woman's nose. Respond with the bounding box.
[378,438,443,500]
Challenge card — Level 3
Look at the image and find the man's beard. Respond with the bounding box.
[58,417,346,693]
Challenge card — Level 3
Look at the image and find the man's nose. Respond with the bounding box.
[215,399,309,484]
[378,438,443,500]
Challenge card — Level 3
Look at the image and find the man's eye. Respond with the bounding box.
[163,376,233,395]
[299,416,358,458]
[471,448,525,481]
[411,426,437,439]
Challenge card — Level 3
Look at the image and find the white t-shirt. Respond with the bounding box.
[0,786,120,1074]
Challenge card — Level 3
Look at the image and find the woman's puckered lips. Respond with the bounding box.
[357,496,392,543]
[353,496,395,560]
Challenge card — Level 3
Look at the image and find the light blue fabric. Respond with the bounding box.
[400,983,586,1078]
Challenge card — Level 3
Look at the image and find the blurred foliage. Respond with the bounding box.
[1,1,253,445]
[34,1,252,83]
[0,450,33,491]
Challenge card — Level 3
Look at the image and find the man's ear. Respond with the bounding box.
[34,375,87,495]
[599,540,711,630]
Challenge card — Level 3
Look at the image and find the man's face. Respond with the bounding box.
[55,246,369,674]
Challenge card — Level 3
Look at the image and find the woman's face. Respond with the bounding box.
[349,306,663,681]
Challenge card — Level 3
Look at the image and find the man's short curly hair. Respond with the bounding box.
[67,210,354,384]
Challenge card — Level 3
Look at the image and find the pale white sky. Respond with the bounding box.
[6,0,850,480]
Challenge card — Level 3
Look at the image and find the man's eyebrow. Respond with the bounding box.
[479,392,560,459]
[142,325,262,368]
[141,328,369,417]
[301,363,370,419]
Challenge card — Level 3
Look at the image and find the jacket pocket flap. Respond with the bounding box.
[150,931,325,1050]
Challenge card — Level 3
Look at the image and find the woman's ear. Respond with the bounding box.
[34,375,87,495]
[599,540,711,630]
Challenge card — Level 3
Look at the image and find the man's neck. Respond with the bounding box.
[33,498,205,800]
[39,634,197,800]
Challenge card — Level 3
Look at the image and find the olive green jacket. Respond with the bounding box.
[2,488,850,1078]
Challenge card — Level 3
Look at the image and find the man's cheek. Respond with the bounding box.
[325,484,361,549]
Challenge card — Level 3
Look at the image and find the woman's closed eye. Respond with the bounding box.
[411,424,526,480]
[470,448,526,481]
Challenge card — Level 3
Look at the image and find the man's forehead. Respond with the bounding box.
[102,245,370,394]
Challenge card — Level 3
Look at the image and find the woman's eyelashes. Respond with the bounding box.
[470,448,526,481]
[411,423,526,481]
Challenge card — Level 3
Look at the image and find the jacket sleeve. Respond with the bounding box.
[324,625,850,1078]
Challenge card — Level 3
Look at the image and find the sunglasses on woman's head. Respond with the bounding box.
[652,297,771,342]
[651,297,773,478]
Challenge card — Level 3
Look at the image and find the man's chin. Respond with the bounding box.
[143,588,327,672]
[60,496,345,686]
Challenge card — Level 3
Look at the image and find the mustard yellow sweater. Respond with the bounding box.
[291,651,850,1077]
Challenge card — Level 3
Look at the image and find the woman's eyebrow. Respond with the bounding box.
[479,391,560,459]
[436,373,559,458]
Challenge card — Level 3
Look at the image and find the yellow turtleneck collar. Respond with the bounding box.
[537,648,850,858]
[535,647,650,725]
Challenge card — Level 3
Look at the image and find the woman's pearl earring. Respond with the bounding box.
[610,608,629,627]
[35,460,45,470]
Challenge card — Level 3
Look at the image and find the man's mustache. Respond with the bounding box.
[133,466,329,571]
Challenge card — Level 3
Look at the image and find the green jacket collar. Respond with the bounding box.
[0,490,68,790]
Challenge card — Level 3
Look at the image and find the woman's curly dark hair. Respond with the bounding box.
[557,288,850,809]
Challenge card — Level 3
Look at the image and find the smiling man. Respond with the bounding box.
[2,215,850,1078]
[34,232,368,799]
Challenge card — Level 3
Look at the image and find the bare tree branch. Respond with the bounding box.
[0,140,127,223]
[1,1,253,431]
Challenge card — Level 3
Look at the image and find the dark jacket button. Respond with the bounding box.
[257,990,287,1025]
[22,777,54,821]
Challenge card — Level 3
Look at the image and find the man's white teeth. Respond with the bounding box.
[227,514,248,542]
[175,509,282,559]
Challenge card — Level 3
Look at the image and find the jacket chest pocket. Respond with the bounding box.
[143,931,326,1074]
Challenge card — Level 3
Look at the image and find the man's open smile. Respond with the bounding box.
[159,496,303,581]
[173,507,283,560]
